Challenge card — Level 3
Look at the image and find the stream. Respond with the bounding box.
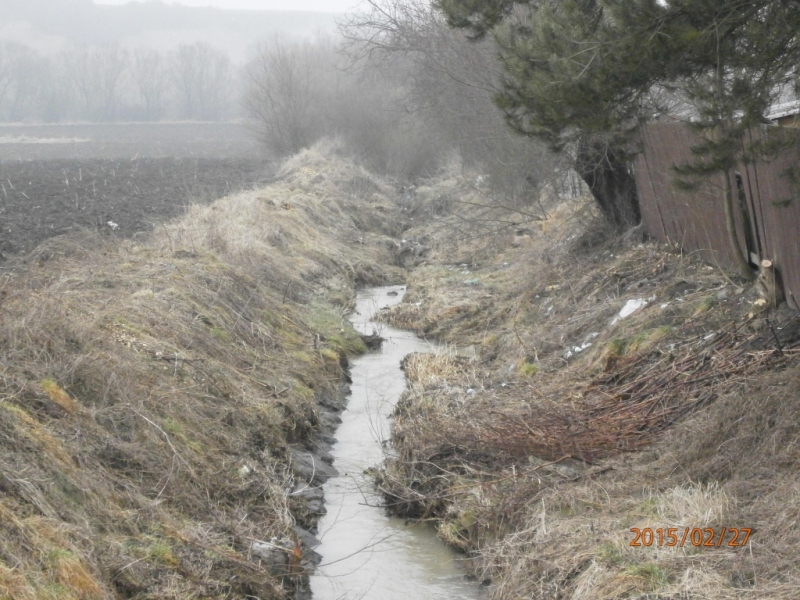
[309,286,487,600]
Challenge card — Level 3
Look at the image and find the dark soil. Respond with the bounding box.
[0,157,273,256]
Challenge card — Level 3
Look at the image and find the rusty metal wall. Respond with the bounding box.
[635,122,800,309]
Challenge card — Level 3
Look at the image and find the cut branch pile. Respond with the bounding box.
[475,313,800,463]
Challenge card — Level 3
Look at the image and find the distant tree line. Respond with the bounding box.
[0,41,237,122]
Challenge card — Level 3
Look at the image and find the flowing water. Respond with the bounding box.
[310,286,487,600]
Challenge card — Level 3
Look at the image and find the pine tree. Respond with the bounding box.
[437,0,676,228]
[436,0,800,272]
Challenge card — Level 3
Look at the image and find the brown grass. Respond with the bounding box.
[0,140,405,599]
[376,193,800,598]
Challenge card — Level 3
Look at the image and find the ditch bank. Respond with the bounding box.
[0,141,428,599]
[375,199,800,599]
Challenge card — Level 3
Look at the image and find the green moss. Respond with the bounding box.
[162,417,184,436]
[482,335,498,348]
[320,348,341,362]
[211,327,231,342]
[291,382,315,402]
[606,337,628,356]
[307,302,366,355]
[625,562,671,587]
[597,542,625,565]
[289,350,316,367]
[517,362,539,378]
[185,438,205,454]
[694,295,717,315]
[627,331,651,354]
[637,496,660,516]
[147,542,179,567]
[328,333,366,355]
[653,325,673,339]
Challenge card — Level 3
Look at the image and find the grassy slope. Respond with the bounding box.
[0,141,406,599]
[379,197,800,598]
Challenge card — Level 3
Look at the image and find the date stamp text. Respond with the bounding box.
[630,527,752,548]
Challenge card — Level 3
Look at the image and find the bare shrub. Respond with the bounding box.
[341,0,567,204]
[243,35,448,180]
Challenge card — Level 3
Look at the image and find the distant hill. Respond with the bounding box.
[2,0,339,61]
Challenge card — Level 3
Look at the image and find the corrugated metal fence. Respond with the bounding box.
[635,122,800,309]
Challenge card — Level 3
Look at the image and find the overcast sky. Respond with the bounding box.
[93,0,359,11]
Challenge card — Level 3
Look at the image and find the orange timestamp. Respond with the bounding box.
[630,527,752,548]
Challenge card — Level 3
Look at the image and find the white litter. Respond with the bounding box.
[107,221,119,230]
[564,341,593,359]
[610,297,655,326]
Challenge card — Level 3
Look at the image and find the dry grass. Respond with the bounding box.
[0,140,405,599]
[376,193,800,598]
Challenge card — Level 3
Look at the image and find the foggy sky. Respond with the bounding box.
[93,0,359,12]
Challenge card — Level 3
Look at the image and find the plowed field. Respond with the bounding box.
[0,122,272,257]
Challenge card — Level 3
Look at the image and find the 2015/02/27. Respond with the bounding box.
[630,527,753,548]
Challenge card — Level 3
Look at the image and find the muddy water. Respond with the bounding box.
[310,286,486,600]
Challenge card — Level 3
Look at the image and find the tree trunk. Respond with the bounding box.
[722,168,756,280]
[575,139,641,228]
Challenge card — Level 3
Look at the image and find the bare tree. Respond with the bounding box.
[62,46,95,119]
[340,0,561,203]
[171,42,233,120]
[94,45,128,121]
[6,44,47,121]
[131,47,169,120]
[243,37,331,156]
[0,44,14,113]
[0,48,57,122]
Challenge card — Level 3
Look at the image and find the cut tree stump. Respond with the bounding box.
[757,259,784,308]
